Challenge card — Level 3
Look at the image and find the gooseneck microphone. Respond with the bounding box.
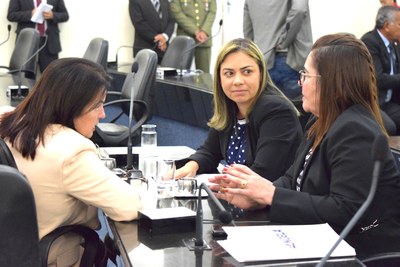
[316,135,387,267]
[184,182,232,250]
[126,62,139,171]
[179,19,223,75]
[0,25,11,46]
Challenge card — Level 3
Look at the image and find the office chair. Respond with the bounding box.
[160,36,195,70]
[0,139,103,267]
[83,37,109,70]
[0,28,40,79]
[92,49,158,147]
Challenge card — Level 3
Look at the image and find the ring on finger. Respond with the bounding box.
[240,180,248,189]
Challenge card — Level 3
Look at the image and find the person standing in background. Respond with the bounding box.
[129,0,175,64]
[7,0,69,73]
[170,0,217,73]
[243,0,313,100]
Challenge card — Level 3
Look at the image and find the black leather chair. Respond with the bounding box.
[160,36,195,70]
[0,138,103,267]
[0,28,40,79]
[83,38,109,70]
[92,49,158,147]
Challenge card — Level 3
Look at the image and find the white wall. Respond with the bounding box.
[0,0,381,72]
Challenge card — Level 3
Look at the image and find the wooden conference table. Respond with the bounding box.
[102,146,362,267]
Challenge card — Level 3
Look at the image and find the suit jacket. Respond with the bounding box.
[170,0,217,47]
[177,92,303,181]
[7,0,69,55]
[243,0,312,71]
[8,124,141,265]
[361,29,400,105]
[129,0,175,63]
[271,105,400,258]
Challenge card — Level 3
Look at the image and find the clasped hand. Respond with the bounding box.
[208,164,275,209]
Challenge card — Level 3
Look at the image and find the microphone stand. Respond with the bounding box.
[183,182,232,251]
[125,62,139,171]
[0,25,11,46]
[179,19,223,77]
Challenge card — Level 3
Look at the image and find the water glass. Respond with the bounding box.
[141,124,157,149]
[156,159,176,198]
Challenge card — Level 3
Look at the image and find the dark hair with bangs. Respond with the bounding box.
[0,57,110,159]
[308,34,386,149]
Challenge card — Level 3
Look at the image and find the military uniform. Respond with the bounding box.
[170,0,217,73]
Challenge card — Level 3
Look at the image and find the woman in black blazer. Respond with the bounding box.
[210,34,400,259]
[174,38,302,181]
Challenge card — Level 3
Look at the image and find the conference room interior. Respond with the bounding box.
[1,1,400,266]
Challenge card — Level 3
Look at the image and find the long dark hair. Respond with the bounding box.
[0,58,110,159]
[308,34,386,149]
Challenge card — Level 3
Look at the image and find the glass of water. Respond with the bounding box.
[156,159,176,198]
[141,124,157,148]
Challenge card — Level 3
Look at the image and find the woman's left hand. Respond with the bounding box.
[208,164,275,209]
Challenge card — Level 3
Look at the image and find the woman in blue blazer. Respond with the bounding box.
[210,34,400,259]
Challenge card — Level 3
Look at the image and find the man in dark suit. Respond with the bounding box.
[361,5,400,135]
[129,0,175,64]
[7,0,69,73]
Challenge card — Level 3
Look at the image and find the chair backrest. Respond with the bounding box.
[121,49,158,121]
[0,138,18,168]
[0,165,40,267]
[160,36,195,70]
[9,28,40,79]
[83,38,109,70]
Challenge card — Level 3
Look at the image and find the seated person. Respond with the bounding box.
[210,34,400,260]
[0,58,142,266]
[175,38,303,181]
[361,6,400,135]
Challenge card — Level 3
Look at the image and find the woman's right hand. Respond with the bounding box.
[174,161,199,179]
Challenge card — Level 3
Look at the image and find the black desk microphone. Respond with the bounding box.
[316,135,387,266]
[183,182,232,250]
[0,25,11,47]
[126,62,139,171]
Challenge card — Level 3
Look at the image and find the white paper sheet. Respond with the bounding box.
[218,223,356,263]
[139,207,195,220]
[31,3,53,24]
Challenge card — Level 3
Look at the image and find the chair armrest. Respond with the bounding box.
[39,225,101,267]
[106,91,122,97]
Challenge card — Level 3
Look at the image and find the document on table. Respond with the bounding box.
[31,2,53,24]
[218,223,356,263]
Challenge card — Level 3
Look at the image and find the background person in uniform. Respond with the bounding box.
[7,0,69,73]
[170,0,217,73]
[129,0,175,64]
[243,0,313,99]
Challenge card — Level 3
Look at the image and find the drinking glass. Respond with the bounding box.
[155,159,176,198]
[141,124,157,149]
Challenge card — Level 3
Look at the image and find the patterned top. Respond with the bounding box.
[296,148,313,191]
[226,119,247,165]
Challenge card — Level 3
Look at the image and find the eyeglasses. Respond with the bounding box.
[298,70,321,86]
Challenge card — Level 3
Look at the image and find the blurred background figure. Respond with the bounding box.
[170,0,216,73]
[129,0,175,64]
[7,0,69,73]
[243,0,313,100]
[380,0,399,7]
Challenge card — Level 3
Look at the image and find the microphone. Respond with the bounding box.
[179,19,223,75]
[316,135,387,267]
[114,45,133,69]
[0,24,11,46]
[126,62,139,171]
[183,182,232,250]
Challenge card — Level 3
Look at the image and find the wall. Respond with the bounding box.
[0,0,381,72]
